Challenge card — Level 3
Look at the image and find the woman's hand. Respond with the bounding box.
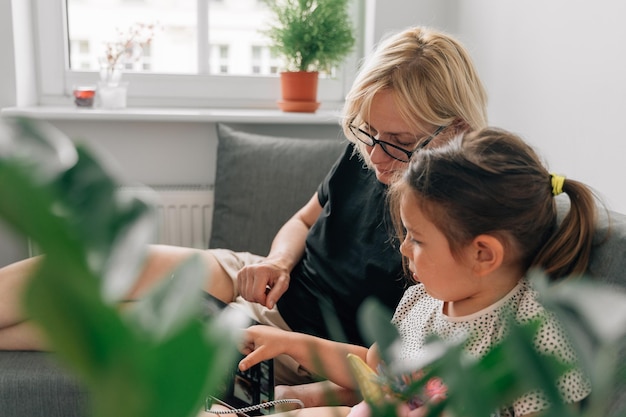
[237,260,290,309]
[237,193,322,309]
[236,193,322,309]
[238,325,292,371]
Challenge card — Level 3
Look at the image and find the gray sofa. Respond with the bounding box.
[1,124,625,417]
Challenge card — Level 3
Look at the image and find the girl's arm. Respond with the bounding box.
[238,325,369,389]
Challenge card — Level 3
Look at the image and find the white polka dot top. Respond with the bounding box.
[391,279,591,416]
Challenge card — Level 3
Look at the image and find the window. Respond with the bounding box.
[141,44,152,71]
[209,45,230,74]
[34,0,360,109]
[250,45,279,75]
[69,39,91,70]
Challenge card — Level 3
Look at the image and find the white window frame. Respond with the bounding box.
[33,0,362,109]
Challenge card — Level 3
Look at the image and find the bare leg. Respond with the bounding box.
[0,244,236,350]
[0,322,48,350]
[126,245,236,303]
[0,256,41,329]
[0,256,50,350]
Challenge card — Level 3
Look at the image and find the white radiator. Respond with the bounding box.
[29,185,214,257]
[122,185,214,249]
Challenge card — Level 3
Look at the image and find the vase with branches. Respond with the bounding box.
[99,22,157,87]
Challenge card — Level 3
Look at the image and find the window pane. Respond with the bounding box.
[206,0,278,75]
[66,0,278,77]
[66,0,197,74]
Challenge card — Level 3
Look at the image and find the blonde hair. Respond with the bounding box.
[389,128,598,280]
[342,26,488,165]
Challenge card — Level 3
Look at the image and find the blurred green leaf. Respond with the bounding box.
[358,298,397,364]
[0,117,240,417]
[531,271,626,417]
[125,254,207,341]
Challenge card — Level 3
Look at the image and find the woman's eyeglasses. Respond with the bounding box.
[349,124,446,163]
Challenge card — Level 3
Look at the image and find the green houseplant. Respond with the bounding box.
[261,0,356,112]
[0,117,241,417]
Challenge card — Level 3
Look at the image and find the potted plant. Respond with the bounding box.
[261,0,356,112]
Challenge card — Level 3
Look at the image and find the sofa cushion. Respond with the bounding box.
[0,351,89,417]
[556,196,626,289]
[210,124,347,255]
[588,208,626,289]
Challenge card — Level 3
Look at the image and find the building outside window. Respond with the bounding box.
[209,44,230,74]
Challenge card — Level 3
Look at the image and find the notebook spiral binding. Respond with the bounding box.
[205,396,305,416]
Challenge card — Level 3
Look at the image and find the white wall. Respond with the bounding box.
[456,0,626,213]
[370,0,626,213]
[2,0,626,267]
[0,0,30,265]
[1,0,17,108]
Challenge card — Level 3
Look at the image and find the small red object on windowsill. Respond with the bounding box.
[73,86,97,108]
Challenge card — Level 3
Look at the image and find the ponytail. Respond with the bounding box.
[531,178,598,280]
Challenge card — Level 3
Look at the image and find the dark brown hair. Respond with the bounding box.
[389,127,598,280]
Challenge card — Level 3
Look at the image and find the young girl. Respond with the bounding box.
[218,127,595,417]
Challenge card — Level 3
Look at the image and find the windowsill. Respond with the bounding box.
[1,106,342,125]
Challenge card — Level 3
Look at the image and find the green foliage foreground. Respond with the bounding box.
[356,270,626,416]
[0,117,241,417]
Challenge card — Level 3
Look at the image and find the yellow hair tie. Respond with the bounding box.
[550,173,565,196]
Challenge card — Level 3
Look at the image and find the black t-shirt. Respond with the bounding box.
[277,144,407,345]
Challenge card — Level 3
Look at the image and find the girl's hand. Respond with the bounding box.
[238,325,291,371]
[397,402,429,417]
[346,401,371,417]
[396,392,447,417]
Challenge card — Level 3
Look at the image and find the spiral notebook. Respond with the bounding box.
[202,292,275,416]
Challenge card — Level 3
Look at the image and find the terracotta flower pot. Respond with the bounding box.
[278,71,320,113]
